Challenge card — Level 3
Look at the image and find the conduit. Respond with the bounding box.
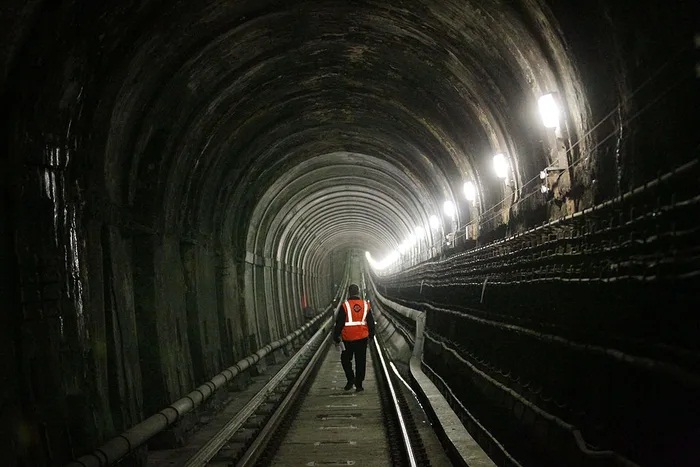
[67,309,331,467]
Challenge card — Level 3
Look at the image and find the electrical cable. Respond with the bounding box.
[449,61,694,242]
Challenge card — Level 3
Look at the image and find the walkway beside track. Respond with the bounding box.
[268,343,392,466]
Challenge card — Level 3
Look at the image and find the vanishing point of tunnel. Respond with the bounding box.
[0,1,698,466]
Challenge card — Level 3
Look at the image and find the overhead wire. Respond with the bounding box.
[447,46,694,243]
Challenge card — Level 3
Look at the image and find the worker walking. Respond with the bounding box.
[333,284,375,392]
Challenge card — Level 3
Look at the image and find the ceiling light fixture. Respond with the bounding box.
[463,181,476,202]
[493,153,509,179]
[538,93,560,129]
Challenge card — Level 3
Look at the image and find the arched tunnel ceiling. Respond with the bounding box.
[95,0,587,273]
[248,152,441,266]
[1,2,697,464]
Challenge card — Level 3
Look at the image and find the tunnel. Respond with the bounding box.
[0,0,698,465]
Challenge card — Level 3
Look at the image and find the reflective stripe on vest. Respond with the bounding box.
[343,300,368,326]
[341,299,370,341]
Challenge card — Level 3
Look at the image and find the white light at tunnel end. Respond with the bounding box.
[538,93,560,129]
[443,200,456,219]
[463,181,476,202]
[366,250,400,271]
[415,226,426,239]
[493,153,509,179]
[429,215,440,230]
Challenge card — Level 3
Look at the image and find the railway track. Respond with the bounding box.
[180,319,431,466]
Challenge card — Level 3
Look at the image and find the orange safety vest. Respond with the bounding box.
[340,299,370,341]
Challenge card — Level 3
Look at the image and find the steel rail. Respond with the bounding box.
[372,337,418,467]
[234,336,421,467]
[66,311,330,467]
[184,317,332,466]
[235,333,333,466]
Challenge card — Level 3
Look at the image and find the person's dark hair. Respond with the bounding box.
[348,284,360,296]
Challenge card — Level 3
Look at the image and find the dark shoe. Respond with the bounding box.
[344,382,354,391]
[355,386,364,393]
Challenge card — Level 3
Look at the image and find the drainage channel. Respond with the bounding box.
[183,317,332,466]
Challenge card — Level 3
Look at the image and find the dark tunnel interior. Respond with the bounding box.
[0,1,698,465]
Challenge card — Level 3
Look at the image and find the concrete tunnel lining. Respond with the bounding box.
[1,0,696,464]
[247,152,443,250]
[219,114,478,241]
[285,211,407,267]
[280,191,424,266]
[97,1,593,244]
[248,158,442,253]
[257,178,438,260]
[294,214,413,273]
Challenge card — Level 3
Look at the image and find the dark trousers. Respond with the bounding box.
[341,338,368,387]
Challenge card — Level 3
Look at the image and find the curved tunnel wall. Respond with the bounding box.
[0,0,695,464]
[375,157,700,465]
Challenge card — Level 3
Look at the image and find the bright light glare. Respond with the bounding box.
[415,226,426,239]
[406,233,416,246]
[539,170,547,180]
[463,181,476,202]
[540,184,549,194]
[397,241,407,254]
[538,93,560,129]
[366,250,400,271]
[493,153,509,179]
[429,215,440,230]
[443,200,456,219]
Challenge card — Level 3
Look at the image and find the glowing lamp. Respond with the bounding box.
[538,93,560,129]
[406,233,416,246]
[443,200,456,219]
[493,153,509,179]
[463,181,476,202]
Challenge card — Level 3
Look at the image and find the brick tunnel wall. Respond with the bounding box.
[376,161,700,467]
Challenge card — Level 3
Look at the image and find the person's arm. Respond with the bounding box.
[366,306,375,339]
[333,305,345,342]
